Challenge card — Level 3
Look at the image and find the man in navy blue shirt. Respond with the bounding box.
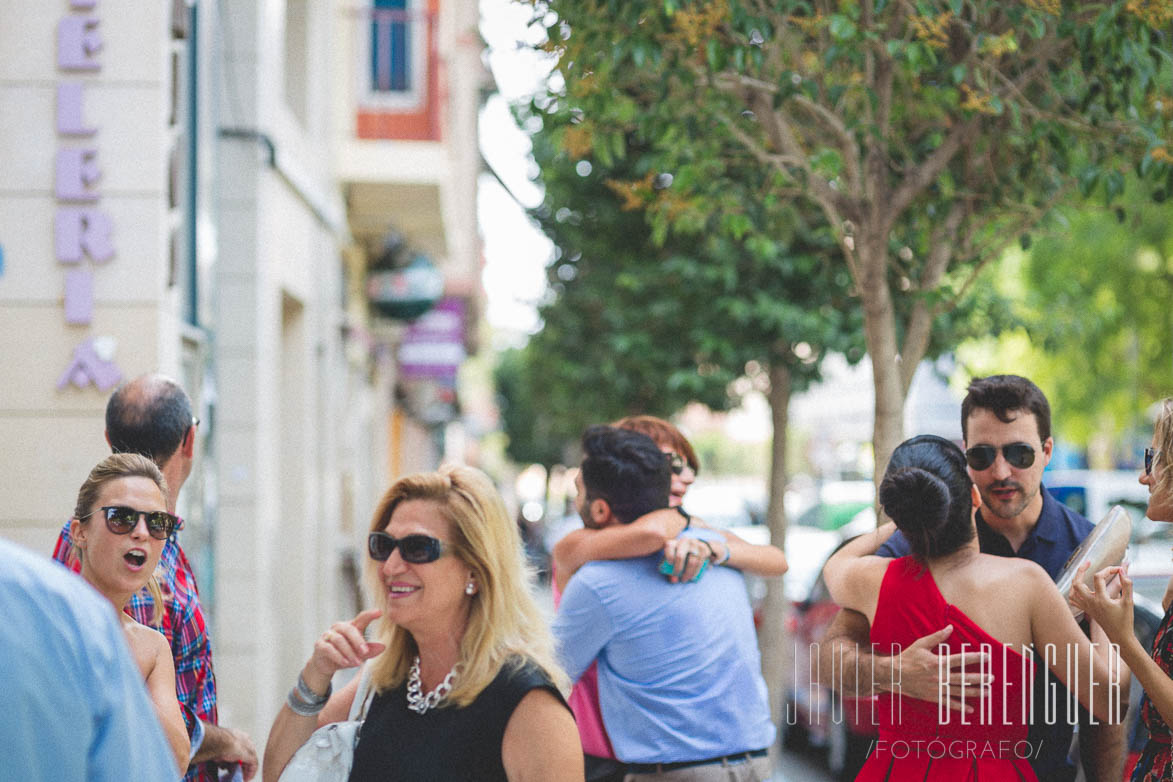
[819,374,1125,781]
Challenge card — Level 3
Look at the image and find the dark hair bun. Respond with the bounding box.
[880,467,950,534]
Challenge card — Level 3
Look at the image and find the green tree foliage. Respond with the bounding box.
[959,190,1173,454]
[523,0,1172,477]
[502,98,868,733]
[494,347,568,468]
[501,116,867,459]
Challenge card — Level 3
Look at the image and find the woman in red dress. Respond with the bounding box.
[823,435,1125,780]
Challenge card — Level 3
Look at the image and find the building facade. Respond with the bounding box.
[0,0,481,752]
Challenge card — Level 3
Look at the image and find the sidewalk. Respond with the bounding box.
[769,748,836,781]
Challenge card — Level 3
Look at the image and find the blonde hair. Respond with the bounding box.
[1153,398,1173,504]
[73,453,170,626]
[364,465,568,706]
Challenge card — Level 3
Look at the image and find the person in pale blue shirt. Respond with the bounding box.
[0,537,180,781]
[554,426,775,781]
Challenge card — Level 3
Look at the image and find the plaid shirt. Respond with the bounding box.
[53,520,219,782]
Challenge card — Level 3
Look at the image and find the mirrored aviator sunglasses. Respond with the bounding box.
[1146,447,1160,475]
[367,531,446,564]
[88,506,180,540]
[964,443,1036,471]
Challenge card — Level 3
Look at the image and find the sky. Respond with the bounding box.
[477,0,557,343]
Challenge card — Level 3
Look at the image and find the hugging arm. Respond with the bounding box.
[553,507,785,591]
[819,524,989,710]
[708,527,787,576]
[552,508,688,591]
[818,610,978,710]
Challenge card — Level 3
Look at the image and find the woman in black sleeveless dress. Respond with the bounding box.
[264,465,583,782]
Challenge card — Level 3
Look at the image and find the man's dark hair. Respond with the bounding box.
[961,374,1051,443]
[105,376,193,466]
[580,425,671,524]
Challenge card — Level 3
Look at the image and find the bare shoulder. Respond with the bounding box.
[974,555,1057,611]
[853,554,895,582]
[125,619,168,647]
[123,620,169,671]
[977,553,1050,581]
[508,687,574,730]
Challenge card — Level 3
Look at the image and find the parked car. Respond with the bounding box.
[1045,469,1151,529]
[794,500,873,532]
[783,537,1167,781]
[791,480,876,532]
[1045,469,1173,608]
[782,537,875,780]
[686,488,841,627]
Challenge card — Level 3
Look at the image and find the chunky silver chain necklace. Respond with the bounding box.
[406,656,459,714]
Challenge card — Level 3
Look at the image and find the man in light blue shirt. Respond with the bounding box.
[554,426,775,780]
[0,537,179,781]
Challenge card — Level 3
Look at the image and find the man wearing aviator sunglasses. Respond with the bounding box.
[821,374,1126,782]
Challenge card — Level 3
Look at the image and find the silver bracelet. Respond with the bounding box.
[295,673,331,705]
[287,687,326,716]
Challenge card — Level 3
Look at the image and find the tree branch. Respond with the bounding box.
[790,95,863,197]
[948,184,1074,308]
[883,117,980,233]
[710,73,863,196]
[899,200,967,393]
[716,112,807,170]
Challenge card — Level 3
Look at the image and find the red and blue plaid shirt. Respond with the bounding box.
[53,520,218,782]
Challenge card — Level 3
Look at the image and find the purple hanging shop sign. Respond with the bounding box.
[397,298,467,380]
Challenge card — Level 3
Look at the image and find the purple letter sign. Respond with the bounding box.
[55,3,122,387]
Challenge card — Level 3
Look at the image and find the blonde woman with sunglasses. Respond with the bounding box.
[1073,398,1173,782]
[264,465,582,782]
[70,453,190,773]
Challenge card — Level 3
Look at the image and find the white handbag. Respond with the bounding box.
[278,664,376,782]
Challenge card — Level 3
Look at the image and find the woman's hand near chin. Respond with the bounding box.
[302,608,386,693]
[263,608,386,782]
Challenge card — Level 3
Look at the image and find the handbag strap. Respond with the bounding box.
[347,663,376,721]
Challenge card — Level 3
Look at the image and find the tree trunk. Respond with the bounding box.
[760,362,792,769]
[855,234,906,490]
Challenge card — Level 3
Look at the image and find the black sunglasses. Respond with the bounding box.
[665,452,695,477]
[83,506,181,541]
[964,443,1036,471]
[368,532,446,564]
[1146,447,1160,476]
